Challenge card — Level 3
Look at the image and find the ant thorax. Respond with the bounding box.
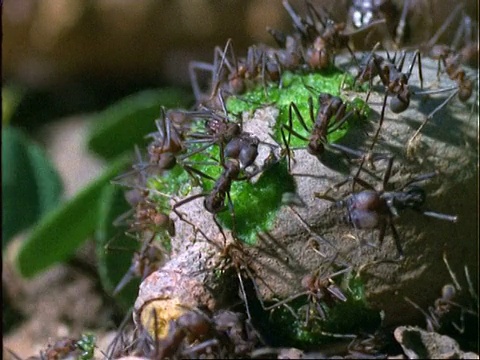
[236,106,281,180]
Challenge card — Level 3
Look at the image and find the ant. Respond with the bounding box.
[112,232,166,296]
[263,264,354,337]
[355,44,424,150]
[172,159,246,242]
[283,93,352,157]
[281,0,385,70]
[112,146,176,238]
[406,4,476,144]
[405,252,478,335]
[144,107,188,172]
[315,157,458,259]
[184,104,242,160]
[281,92,377,170]
[9,335,97,360]
[173,108,263,240]
[137,306,259,359]
[189,40,280,108]
[264,28,304,73]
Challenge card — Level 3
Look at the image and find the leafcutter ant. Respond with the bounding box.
[281,0,385,70]
[355,44,425,150]
[315,157,458,258]
[262,264,355,339]
[280,92,377,171]
[405,252,478,335]
[406,4,476,144]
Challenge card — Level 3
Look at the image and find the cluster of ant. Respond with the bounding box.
[106,307,262,359]
[110,0,476,358]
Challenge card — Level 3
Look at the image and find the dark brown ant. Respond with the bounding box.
[11,337,89,360]
[315,157,458,258]
[300,268,349,322]
[405,4,476,144]
[43,338,79,360]
[265,29,304,73]
[405,252,478,335]
[452,11,478,68]
[189,39,281,106]
[355,45,424,150]
[174,112,261,239]
[281,0,385,70]
[145,107,187,172]
[281,92,376,169]
[111,145,177,241]
[263,265,354,336]
[137,307,259,359]
[356,47,422,110]
[203,159,241,216]
[113,233,166,296]
[283,93,351,156]
[184,105,242,159]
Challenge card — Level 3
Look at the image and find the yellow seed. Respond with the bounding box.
[140,298,186,339]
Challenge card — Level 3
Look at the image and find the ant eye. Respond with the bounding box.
[390,96,409,113]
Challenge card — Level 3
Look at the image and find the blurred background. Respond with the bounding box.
[2,0,478,358]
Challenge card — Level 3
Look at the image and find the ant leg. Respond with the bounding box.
[382,156,395,191]
[282,0,308,37]
[406,50,423,89]
[464,265,479,306]
[377,220,387,248]
[171,193,220,246]
[289,101,311,133]
[288,205,337,252]
[225,190,238,239]
[395,51,406,72]
[394,0,410,47]
[404,296,438,330]
[443,252,462,290]
[280,126,294,172]
[213,215,228,246]
[425,4,464,49]
[389,220,405,259]
[189,61,215,102]
[236,270,252,321]
[354,42,381,88]
[370,91,389,151]
[408,88,458,144]
[282,123,309,144]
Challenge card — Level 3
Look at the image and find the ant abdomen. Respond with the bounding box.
[346,190,387,229]
[458,78,473,102]
[349,209,381,229]
[390,94,410,113]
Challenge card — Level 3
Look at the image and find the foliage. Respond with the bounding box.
[2,86,63,249]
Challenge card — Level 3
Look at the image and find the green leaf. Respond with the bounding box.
[2,86,24,126]
[86,88,193,160]
[2,127,63,248]
[96,184,140,309]
[15,155,131,278]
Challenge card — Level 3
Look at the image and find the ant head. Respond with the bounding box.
[204,192,226,214]
[393,185,426,211]
[307,140,325,156]
[389,94,409,113]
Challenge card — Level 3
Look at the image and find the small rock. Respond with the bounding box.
[394,326,479,359]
